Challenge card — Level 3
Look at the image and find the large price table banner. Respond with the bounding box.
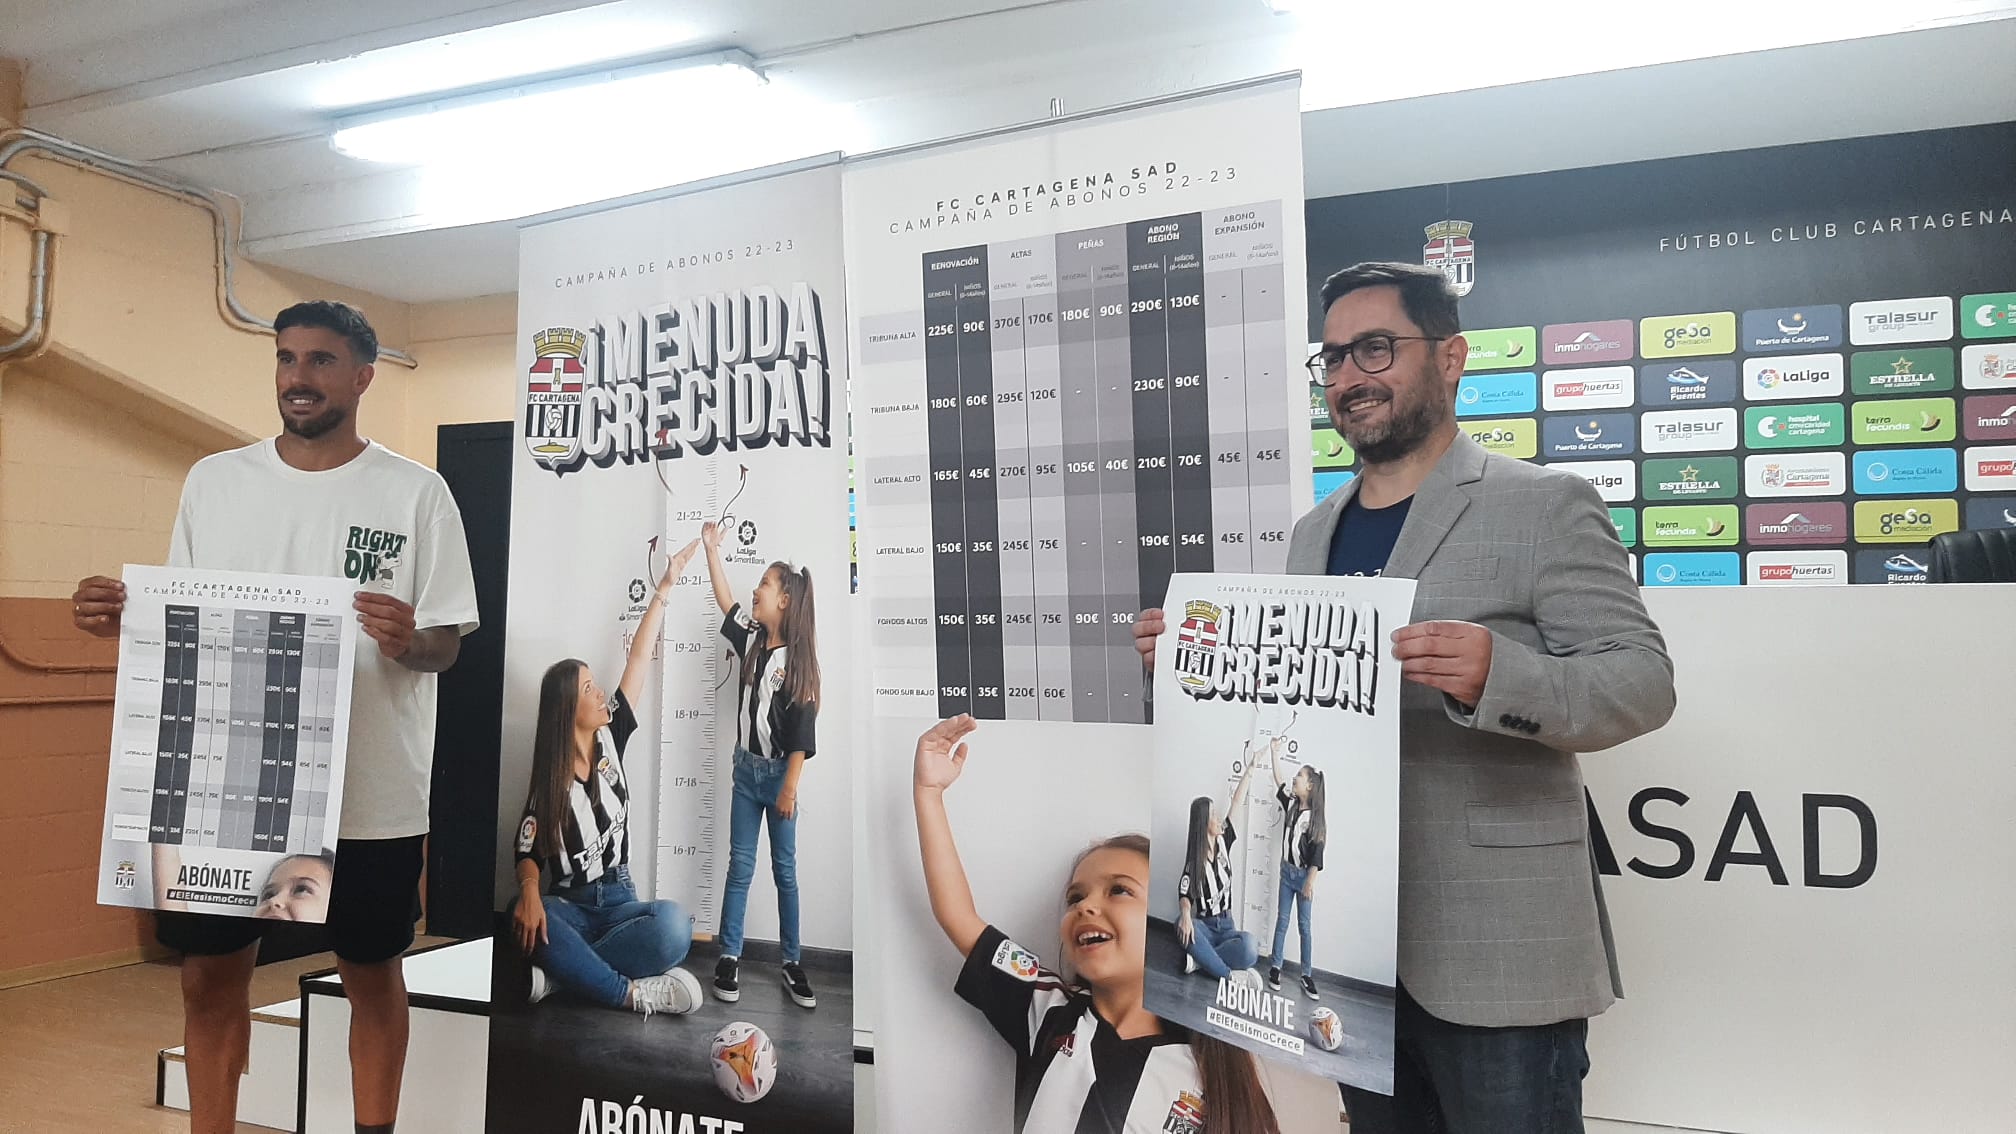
[493,161,855,1134]
[847,80,1313,728]
[851,79,1344,1134]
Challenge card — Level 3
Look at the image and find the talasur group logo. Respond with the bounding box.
[525,326,589,471]
[1960,291,2016,340]
[1639,408,1737,454]
[1848,296,1953,347]
[1422,219,1476,296]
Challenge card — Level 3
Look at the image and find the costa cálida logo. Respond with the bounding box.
[523,282,834,475]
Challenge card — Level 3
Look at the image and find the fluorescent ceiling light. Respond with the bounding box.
[331,51,763,165]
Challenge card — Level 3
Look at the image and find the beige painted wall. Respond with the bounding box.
[404,293,517,467]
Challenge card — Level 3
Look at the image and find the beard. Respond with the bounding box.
[1332,366,1449,464]
[281,402,349,439]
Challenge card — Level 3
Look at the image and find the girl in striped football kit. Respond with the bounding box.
[510,539,703,1019]
[1262,738,1328,1001]
[701,521,823,1009]
[912,716,1281,1134]
[1177,745,1265,982]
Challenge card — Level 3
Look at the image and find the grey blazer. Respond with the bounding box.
[1286,430,1675,1027]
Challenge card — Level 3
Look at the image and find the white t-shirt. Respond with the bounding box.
[168,439,479,840]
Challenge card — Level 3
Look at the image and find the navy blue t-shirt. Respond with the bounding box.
[1326,493,1413,577]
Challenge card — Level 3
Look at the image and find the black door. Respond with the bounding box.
[428,421,513,939]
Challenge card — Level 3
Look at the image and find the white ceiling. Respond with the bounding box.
[6,0,2015,304]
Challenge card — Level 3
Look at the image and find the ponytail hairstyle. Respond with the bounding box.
[744,562,821,706]
[1301,766,1328,863]
[1061,833,1279,1134]
[527,659,587,860]
[1183,796,1213,904]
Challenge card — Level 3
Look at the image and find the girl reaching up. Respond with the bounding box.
[1262,737,1328,1000]
[701,520,822,1010]
[913,716,1281,1134]
[511,538,704,1019]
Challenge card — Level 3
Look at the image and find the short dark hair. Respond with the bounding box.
[274,300,379,364]
[1317,262,1460,339]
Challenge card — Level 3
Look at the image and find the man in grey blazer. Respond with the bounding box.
[1136,262,1675,1131]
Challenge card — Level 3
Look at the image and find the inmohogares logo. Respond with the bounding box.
[1849,296,1953,347]
[526,326,589,470]
[1422,220,1475,296]
[1745,502,1848,545]
[1962,396,2016,441]
[1639,408,1737,454]
[1542,320,1634,364]
[1746,550,1847,586]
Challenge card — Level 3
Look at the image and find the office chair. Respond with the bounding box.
[1926,528,2016,583]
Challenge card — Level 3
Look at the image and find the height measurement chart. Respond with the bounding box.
[847,81,1309,725]
[98,565,356,918]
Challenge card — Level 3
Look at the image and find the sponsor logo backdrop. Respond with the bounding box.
[1304,122,2016,585]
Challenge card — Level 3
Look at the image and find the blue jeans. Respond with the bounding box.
[1343,983,1591,1133]
[1186,912,1258,979]
[526,866,693,1009]
[718,748,800,963]
[1271,860,1315,973]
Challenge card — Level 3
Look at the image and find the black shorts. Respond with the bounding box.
[155,835,425,964]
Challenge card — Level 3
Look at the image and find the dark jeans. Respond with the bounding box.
[1343,984,1591,1134]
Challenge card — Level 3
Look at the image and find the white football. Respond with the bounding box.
[1309,1006,1344,1052]
[710,1021,778,1103]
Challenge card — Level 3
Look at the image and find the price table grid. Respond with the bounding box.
[859,201,1290,725]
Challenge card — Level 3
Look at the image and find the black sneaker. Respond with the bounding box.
[1267,966,1282,991]
[781,962,817,1009]
[713,955,741,1003]
[1301,974,1321,1000]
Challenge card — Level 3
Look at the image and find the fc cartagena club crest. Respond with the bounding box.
[525,326,588,471]
[1173,599,1222,694]
[1423,219,1476,297]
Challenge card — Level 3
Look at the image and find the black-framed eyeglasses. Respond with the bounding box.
[1306,335,1446,383]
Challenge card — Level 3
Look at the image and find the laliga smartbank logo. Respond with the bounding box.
[1743,354,1843,400]
[1546,459,1635,503]
[1853,498,1958,542]
[1849,297,1953,346]
[1640,312,1735,359]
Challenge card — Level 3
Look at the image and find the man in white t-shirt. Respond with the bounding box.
[73,300,479,1134]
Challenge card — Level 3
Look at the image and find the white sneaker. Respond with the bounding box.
[528,965,551,1005]
[1183,953,1197,975]
[1232,968,1265,991]
[630,968,703,1019]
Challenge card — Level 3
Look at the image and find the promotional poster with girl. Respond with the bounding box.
[1146,572,1413,1094]
[491,162,857,1133]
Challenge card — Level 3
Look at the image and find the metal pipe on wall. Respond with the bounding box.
[0,127,419,368]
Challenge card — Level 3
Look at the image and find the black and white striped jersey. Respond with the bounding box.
[957,925,1209,1134]
[1177,821,1237,919]
[1276,785,1324,871]
[720,604,816,761]
[515,689,638,887]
